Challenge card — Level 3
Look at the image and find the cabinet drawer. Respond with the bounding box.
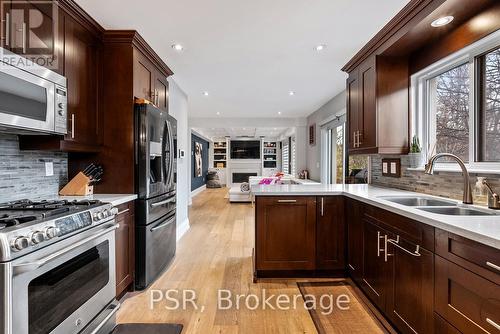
[364,206,434,251]
[436,229,500,284]
[435,256,500,333]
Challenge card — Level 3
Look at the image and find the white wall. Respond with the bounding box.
[306,91,346,182]
[168,78,190,240]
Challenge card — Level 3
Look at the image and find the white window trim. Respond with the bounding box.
[411,29,500,172]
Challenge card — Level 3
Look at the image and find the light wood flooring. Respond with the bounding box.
[117,188,319,333]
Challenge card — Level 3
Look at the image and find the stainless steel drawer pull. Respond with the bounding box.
[486,261,500,272]
[277,200,297,203]
[320,197,324,216]
[5,13,9,46]
[117,208,130,216]
[151,197,176,207]
[71,114,75,139]
[487,318,500,331]
[387,236,421,257]
[377,231,385,257]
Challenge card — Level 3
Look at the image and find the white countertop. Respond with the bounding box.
[58,194,137,207]
[251,184,500,250]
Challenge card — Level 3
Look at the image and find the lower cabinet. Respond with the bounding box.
[254,196,345,275]
[115,201,135,297]
[255,196,317,271]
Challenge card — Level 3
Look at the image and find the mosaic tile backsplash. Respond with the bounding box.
[371,155,500,206]
[0,134,68,203]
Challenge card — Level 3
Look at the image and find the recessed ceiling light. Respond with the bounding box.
[216,112,220,116]
[278,111,282,115]
[431,16,454,27]
[171,43,184,51]
[315,44,327,51]
[203,91,209,96]
[273,128,277,130]
[289,91,295,96]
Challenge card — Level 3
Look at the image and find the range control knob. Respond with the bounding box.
[11,237,30,251]
[58,102,64,109]
[58,109,64,116]
[30,231,45,244]
[110,207,119,216]
[44,226,58,239]
[97,211,104,220]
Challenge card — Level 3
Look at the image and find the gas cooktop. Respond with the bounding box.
[0,199,103,230]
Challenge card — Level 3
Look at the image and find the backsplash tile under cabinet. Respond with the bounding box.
[371,155,500,205]
[0,134,67,203]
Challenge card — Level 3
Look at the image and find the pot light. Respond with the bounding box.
[278,111,282,115]
[203,91,209,96]
[315,44,327,51]
[216,112,220,115]
[171,43,184,51]
[431,16,454,27]
[288,91,295,96]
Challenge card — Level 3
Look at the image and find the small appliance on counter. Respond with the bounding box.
[59,163,104,196]
[134,101,177,290]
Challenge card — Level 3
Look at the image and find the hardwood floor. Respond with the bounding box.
[117,188,318,333]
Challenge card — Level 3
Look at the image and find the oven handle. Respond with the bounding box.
[13,223,119,275]
[151,197,176,207]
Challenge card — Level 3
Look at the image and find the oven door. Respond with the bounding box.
[9,222,117,334]
[0,62,57,134]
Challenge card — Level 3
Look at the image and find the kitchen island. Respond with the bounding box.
[251,184,500,334]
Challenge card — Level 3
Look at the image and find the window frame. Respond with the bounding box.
[411,29,500,171]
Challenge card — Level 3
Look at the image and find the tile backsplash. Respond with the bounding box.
[0,134,67,203]
[371,155,500,205]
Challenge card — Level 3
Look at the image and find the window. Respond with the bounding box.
[413,30,500,169]
[291,137,296,177]
[321,116,346,184]
[281,139,289,174]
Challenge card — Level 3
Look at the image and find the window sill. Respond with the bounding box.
[407,166,500,175]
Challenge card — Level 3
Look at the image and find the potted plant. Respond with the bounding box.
[408,135,423,168]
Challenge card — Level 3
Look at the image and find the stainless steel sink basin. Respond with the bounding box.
[417,207,499,216]
[379,196,457,207]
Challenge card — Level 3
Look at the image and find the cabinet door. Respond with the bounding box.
[63,14,100,146]
[347,71,359,151]
[1,0,11,50]
[346,199,363,282]
[133,49,153,100]
[435,256,500,334]
[154,71,169,111]
[255,196,316,271]
[115,203,135,296]
[362,217,391,310]
[316,196,345,270]
[358,57,377,150]
[386,236,434,334]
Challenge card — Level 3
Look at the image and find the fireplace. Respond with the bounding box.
[232,172,258,184]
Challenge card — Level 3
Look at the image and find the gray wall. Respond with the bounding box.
[0,134,68,203]
[306,91,346,181]
[371,155,500,205]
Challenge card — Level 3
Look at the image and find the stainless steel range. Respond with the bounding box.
[0,199,120,334]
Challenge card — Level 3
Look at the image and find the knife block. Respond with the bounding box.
[59,172,94,196]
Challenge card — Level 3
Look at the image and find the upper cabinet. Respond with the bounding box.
[18,0,104,152]
[346,55,408,155]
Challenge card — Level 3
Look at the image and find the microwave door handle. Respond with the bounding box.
[12,223,118,275]
[150,216,175,232]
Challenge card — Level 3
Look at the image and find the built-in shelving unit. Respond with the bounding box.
[213,141,227,168]
[262,141,280,176]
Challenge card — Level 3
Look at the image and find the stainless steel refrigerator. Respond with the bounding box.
[134,103,177,290]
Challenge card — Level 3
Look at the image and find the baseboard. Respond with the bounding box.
[190,185,206,198]
[176,217,190,241]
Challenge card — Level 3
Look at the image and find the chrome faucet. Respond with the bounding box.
[424,153,473,204]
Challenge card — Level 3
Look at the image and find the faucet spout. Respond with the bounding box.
[424,153,473,204]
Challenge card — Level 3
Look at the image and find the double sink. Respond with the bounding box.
[378,196,500,216]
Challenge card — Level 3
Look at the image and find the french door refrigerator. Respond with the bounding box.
[134,102,177,290]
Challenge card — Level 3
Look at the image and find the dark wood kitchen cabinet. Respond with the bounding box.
[115,201,135,297]
[346,199,364,283]
[316,196,345,271]
[345,55,409,155]
[18,1,104,153]
[255,196,317,272]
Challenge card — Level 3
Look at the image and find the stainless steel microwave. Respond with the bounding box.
[0,48,67,135]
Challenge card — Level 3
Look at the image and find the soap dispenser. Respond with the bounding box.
[474,177,487,205]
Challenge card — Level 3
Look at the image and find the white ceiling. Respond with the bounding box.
[193,127,288,140]
[77,0,410,118]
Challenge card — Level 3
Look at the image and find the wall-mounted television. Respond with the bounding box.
[230,140,261,159]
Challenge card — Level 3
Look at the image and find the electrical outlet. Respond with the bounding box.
[45,162,54,177]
